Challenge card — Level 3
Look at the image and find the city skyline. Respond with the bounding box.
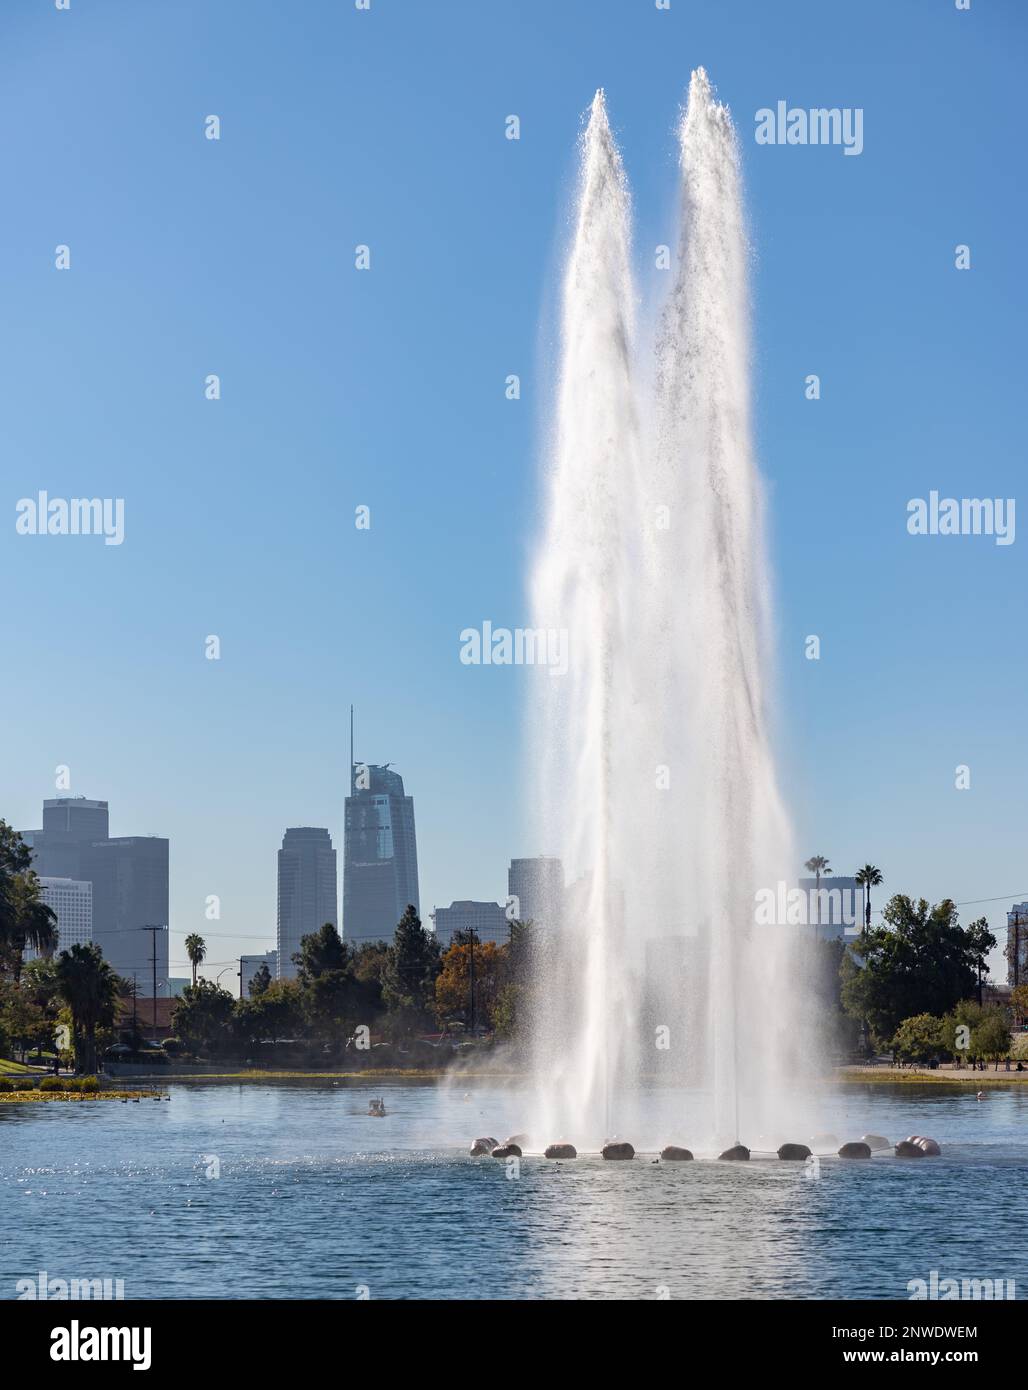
[9,783,1019,984]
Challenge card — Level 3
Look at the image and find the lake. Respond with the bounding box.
[1,1080,1024,1300]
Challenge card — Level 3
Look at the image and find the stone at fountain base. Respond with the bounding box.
[601,1141,635,1160]
[492,1143,522,1159]
[838,1141,872,1160]
[660,1145,694,1161]
[777,1143,812,1161]
[894,1140,926,1158]
[906,1135,941,1156]
[544,1142,577,1160]
[861,1134,891,1150]
[469,1136,499,1157]
[718,1144,750,1161]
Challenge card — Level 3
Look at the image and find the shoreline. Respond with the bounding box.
[0,1089,166,1102]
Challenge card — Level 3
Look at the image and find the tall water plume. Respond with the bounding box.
[527,72,812,1154]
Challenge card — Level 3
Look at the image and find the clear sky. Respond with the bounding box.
[2,0,1025,982]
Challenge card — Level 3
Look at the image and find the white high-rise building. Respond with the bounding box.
[37,877,93,953]
[507,857,564,930]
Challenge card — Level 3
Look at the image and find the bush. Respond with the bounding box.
[37,1076,63,1092]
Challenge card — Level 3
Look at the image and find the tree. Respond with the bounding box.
[184,934,206,988]
[1009,984,1028,1026]
[381,907,440,1036]
[54,943,125,1073]
[232,980,304,1052]
[965,917,997,1008]
[293,922,347,980]
[171,978,235,1056]
[0,982,49,1062]
[841,895,978,1046]
[434,941,505,1030]
[972,1007,1011,1070]
[0,822,57,982]
[942,999,984,1061]
[804,855,832,934]
[291,923,363,1049]
[491,921,533,1043]
[250,961,272,997]
[891,1013,944,1065]
[854,864,883,931]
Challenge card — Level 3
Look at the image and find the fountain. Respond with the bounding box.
[525,70,816,1157]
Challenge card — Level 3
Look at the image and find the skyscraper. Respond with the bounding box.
[344,755,420,947]
[277,828,337,979]
[508,856,564,930]
[433,900,508,949]
[23,877,93,963]
[21,797,169,992]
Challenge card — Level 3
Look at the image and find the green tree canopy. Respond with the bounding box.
[0,822,57,981]
[381,906,440,1032]
[891,1013,944,1063]
[172,978,235,1055]
[54,942,125,1072]
[971,1007,1011,1068]
[841,895,978,1045]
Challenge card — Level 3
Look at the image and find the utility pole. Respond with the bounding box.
[469,931,476,1035]
[140,927,166,1041]
[1014,911,1023,991]
[238,956,244,1000]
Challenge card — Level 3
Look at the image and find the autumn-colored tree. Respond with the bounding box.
[434,940,505,1031]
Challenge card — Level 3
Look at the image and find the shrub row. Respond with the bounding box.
[0,1075,101,1093]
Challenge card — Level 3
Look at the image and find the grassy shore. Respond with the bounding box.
[0,1089,167,1102]
[837,1065,1028,1086]
[152,1068,503,1082]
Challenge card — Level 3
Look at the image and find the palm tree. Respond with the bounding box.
[185,934,207,987]
[1,870,57,983]
[54,943,123,1074]
[854,864,883,932]
[804,855,832,934]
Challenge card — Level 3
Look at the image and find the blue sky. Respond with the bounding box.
[2,0,1025,981]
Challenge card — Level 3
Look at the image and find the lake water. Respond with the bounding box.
[1,1080,1024,1300]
